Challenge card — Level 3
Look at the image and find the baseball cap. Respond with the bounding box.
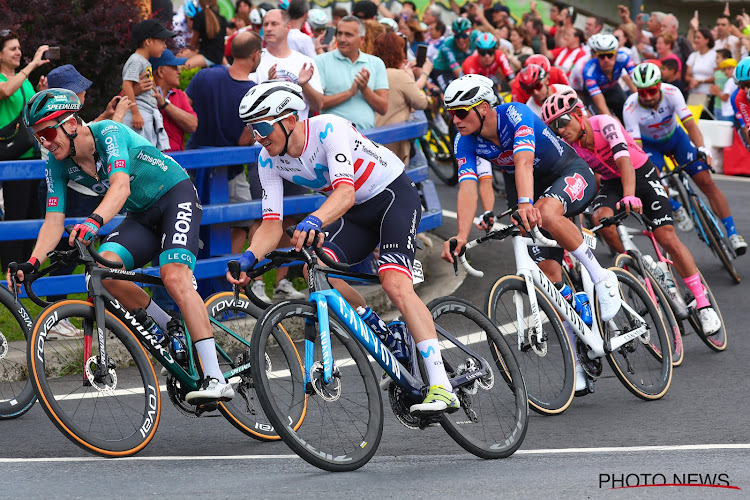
[132,18,176,45]
[352,1,377,19]
[492,4,510,14]
[149,48,188,68]
[720,58,738,69]
[46,64,92,94]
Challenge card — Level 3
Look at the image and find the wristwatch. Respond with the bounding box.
[159,98,171,110]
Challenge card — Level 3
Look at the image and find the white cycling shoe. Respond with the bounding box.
[574,364,587,392]
[698,307,721,336]
[595,270,622,322]
[185,377,235,404]
[673,206,694,232]
[729,234,747,256]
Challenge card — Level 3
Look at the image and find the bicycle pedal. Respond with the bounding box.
[194,403,221,416]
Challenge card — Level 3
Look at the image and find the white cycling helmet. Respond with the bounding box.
[308,9,329,30]
[443,74,497,109]
[250,8,266,26]
[588,33,618,54]
[239,81,306,123]
[379,17,399,32]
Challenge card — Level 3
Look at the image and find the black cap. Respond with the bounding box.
[492,4,510,14]
[132,18,176,45]
[352,1,377,19]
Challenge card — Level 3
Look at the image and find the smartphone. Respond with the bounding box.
[145,66,154,82]
[43,47,60,60]
[415,44,428,68]
[323,27,335,46]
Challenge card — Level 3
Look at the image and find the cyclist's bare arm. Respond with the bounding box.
[442,180,479,262]
[479,176,495,214]
[291,184,355,250]
[5,212,64,290]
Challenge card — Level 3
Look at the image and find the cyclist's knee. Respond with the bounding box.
[379,270,415,310]
[99,251,125,269]
[536,197,564,217]
[160,264,194,301]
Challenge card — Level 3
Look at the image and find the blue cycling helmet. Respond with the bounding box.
[452,17,472,36]
[476,33,497,50]
[735,57,750,84]
[183,0,201,18]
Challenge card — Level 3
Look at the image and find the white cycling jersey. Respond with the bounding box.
[258,115,404,220]
[622,83,693,142]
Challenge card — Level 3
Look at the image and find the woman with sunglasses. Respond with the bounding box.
[461,33,514,90]
[582,33,637,121]
[623,62,746,255]
[9,88,236,405]
[441,74,623,331]
[232,81,461,415]
[541,89,721,336]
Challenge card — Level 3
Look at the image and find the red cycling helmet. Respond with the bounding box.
[524,54,551,73]
[541,88,582,125]
[518,64,547,91]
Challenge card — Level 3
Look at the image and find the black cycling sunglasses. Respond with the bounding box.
[548,113,572,131]
[478,48,495,57]
[455,31,471,39]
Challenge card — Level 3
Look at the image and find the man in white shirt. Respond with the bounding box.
[714,15,741,61]
[286,0,317,59]
[251,9,322,120]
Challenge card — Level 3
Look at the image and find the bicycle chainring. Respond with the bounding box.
[0,332,7,359]
[310,361,341,402]
[576,339,602,378]
[84,356,118,394]
[166,375,200,418]
[388,384,421,430]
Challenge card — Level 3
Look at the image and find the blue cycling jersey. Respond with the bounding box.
[583,50,635,97]
[455,102,578,182]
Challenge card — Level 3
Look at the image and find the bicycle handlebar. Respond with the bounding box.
[659,156,706,179]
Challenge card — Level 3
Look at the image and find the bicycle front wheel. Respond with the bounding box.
[28,300,160,456]
[486,275,575,415]
[428,297,528,459]
[205,292,306,441]
[250,300,383,472]
[692,196,741,284]
[0,287,36,419]
[613,254,683,367]
[596,269,672,400]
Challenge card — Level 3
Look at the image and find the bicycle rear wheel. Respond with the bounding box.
[0,287,36,419]
[205,292,306,441]
[250,300,383,472]
[28,300,160,456]
[692,195,740,284]
[596,269,672,400]
[486,275,575,415]
[613,254,683,367]
[427,297,528,459]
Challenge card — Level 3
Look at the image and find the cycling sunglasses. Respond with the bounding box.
[548,113,572,131]
[637,86,660,98]
[597,52,616,60]
[33,114,75,145]
[522,82,544,93]
[447,101,482,120]
[455,31,471,39]
[246,113,295,139]
[478,48,495,57]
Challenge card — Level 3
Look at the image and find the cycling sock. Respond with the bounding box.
[417,338,452,390]
[721,216,737,236]
[194,338,226,383]
[563,322,578,366]
[146,299,172,332]
[669,198,681,211]
[683,273,710,309]
[571,242,609,283]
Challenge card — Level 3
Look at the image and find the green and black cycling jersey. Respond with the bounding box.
[44,120,189,213]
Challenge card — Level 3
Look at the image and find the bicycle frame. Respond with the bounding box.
[672,169,730,253]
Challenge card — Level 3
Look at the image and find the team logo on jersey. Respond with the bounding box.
[114,160,126,170]
[47,197,58,207]
[585,79,596,88]
[492,151,515,166]
[506,105,522,125]
[457,157,466,166]
[259,156,273,169]
[602,123,618,141]
[563,173,588,202]
[319,123,334,143]
[515,125,533,138]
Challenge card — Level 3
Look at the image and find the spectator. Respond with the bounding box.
[710,58,738,121]
[304,15,388,130]
[660,14,692,76]
[548,27,587,77]
[398,17,426,59]
[711,48,733,115]
[422,4,443,32]
[659,58,687,98]
[714,14,742,61]
[150,49,197,152]
[399,1,417,22]
[233,0,253,29]
[185,31,261,254]
[184,0,230,69]
[489,4,512,30]
[308,9,331,55]
[427,21,448,54]
[363,19,386,55]
[507,25,534,71]
[151,0,174,25]
[656,33,682,75]
[0,30,48,271]
[585,16,603,39]
[252,9,322,121]
[121,19,173,151]
[286,0,316,59]
[351,1,378,21]
[614,27,640,65]
[524,17,546,54]
[332,7,348,28]
[685,28,717,102]
[372,33,429,165]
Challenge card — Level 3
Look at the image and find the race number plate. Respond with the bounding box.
[412,259,424,285]
[581,227,597,250]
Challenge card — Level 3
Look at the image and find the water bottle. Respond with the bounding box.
[385,320,411,365]
[167,316,187,365]
[555,282,593,327]
[133,308,166,346]
[642,255,664,283]
[357,306,409,363]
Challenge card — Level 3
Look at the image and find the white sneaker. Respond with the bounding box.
[729,234,747,256]
[595,270,622,322]
[574,364,588,393]
[185,377,235,404]
[251,280,272,304]
[47,319,84,340]
[698,307,721,336]
[673,206,694,232]
[273,278,305,299]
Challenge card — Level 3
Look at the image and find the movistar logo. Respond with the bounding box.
[318,123,333,143]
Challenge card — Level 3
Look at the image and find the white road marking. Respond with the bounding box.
[2,444,750,463]
[442,209,458,219]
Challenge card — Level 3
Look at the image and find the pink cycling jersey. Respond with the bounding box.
[568,114,649,180]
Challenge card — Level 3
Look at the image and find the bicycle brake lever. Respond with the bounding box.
[227,260,241,302]
[449,238,459,276]
[8,262,18,302]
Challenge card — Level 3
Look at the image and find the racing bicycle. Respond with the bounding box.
[0,285,35,419]
[240,235,529,472]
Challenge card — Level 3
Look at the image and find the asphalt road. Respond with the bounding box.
[2,173,749,498]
